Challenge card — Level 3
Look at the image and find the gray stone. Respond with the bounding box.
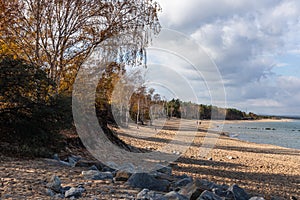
[136,188,151,200]
[155,164,172,176]
[197,190,222,200]
[212,188,234,199]
[45,188,55,197]
[127,173,170,192]
[249,197,265,200]
[46,175,62,193]
[65,187,85,198]
[53,153,60,161]
[198,179,221,190]
[89,165,99,171]
[81,170,113,180]
[136,188,164,200]
[179,181,204,200]
[114,170,132,181]
[174,177,193,188]
[163,191,189,200]
[228,184,249,200]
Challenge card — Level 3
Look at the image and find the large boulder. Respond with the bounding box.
[228,184,249,200]
[127,173,170,192]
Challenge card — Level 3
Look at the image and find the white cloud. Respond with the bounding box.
[154,0,300,115]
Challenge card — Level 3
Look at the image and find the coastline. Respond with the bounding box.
[118,119,300,198]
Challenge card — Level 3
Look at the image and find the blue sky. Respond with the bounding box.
[147,0,300,116]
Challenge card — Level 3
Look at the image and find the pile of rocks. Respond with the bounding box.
[44,155,272,200]
[46,175,85,199]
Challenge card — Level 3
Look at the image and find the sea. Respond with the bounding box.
[220,120,300,150]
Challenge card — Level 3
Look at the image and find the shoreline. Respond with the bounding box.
[118,119,300,198]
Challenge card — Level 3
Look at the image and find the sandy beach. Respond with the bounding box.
[0,119,299,199]
[117,119,300,199]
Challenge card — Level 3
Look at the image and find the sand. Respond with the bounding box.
[117,119,300,199]
[0,119,299,199]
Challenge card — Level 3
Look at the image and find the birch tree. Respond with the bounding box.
[2,0,161,91]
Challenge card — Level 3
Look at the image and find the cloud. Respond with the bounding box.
[154,0,300,115]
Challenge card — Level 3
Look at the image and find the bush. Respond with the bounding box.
[0,55,72,157]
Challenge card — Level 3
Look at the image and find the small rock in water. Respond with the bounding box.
[228,184,249,200]
[46,175,62,193]
[197,190,222,200]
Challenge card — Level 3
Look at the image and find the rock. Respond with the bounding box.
[118,163,136,173]
[89,165,99,171]
[46,175,62,193]
[197,179,223,191]
[212,188,234,199]
[179,181,204,200]
[53,153,60,161]
[291,196,297,200]
[75,160,104,169]
[65,187,85,198]
[136,188,151,200]
[207,157,213,161]
[136,188,165,200]
[81,170,113,180]
[61,186,72,194]
[127,173,170,192]
[197,190,222,200]
[249,197,265,200]
[228,184,249,200]
[155,164,172,176]
[45,188,55,197]
[174,177,193,188]
[163,191,189,200]
[114,170,132,181]
[68,155,81,167]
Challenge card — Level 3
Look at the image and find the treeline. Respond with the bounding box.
[125,93,259,123]
[108,82,259,125]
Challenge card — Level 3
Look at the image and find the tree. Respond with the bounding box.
[2,0,161,91]
[0,55,72,157]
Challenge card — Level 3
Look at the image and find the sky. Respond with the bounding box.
[147,0,300,116]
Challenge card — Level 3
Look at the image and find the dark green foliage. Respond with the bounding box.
[0,56,72,157]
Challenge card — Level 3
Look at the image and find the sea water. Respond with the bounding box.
[220,120,300,150]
